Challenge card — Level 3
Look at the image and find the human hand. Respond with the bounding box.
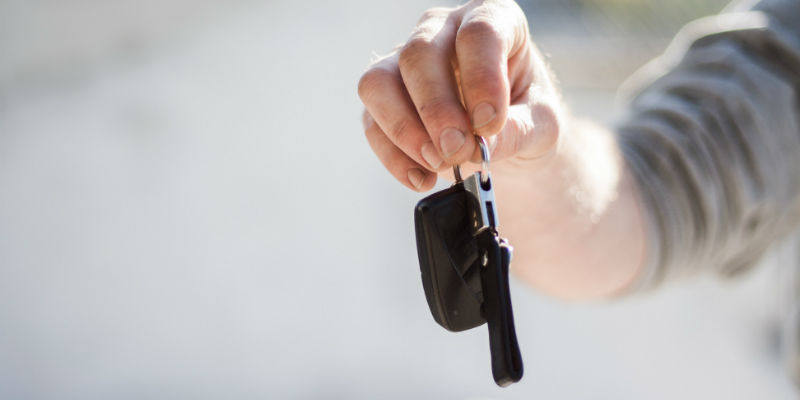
[359,0,645,299]
[358,0,562,191]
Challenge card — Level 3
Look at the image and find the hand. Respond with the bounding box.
[358,0,562,191]
[358,0,646,299]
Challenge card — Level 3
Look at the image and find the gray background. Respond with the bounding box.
[0,0,796,398]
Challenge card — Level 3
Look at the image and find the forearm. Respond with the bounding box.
[616,2,800,290]
[492,119,647,300]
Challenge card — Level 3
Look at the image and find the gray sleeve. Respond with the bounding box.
[616,0,800,290]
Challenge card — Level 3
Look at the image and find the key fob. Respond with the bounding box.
[412,138,524,387]
[414,182,486,332]
[465,169,524,386]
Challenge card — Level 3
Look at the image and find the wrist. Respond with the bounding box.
[491,119,647,299]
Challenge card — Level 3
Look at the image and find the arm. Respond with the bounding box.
[358,0,646,299]
[617,0,800,290]
[358,0,800,299]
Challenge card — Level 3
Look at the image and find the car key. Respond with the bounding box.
[461,143,524,386]
[413,137,523,387]
[414,168,486,332]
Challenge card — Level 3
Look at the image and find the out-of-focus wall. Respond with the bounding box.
[0,0,253,105]
[0,1,795,399]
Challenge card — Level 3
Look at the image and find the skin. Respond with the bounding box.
[358,0,648,300]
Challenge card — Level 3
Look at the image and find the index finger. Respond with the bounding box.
[456,1,529,137]
[397,8,477,165]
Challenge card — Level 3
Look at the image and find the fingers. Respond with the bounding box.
[358,54,444,173]
[397,9,476,165]
[455,0,529,137]
[358,1,544,191]
[362,111,437,191]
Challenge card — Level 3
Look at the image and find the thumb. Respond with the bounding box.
[487,103,560,162]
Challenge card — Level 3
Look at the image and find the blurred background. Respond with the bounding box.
[1,0,797,398]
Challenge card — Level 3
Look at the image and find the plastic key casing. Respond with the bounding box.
[414,182,485,332]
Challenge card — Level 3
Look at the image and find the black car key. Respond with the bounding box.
[414,137,523,387]
[464,161,524,387]
[414,173,485,332]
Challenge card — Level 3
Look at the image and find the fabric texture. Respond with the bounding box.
[616,0,800,291]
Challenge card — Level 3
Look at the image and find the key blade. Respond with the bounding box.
[463,172,498,234]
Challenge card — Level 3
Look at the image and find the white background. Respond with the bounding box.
[0,0,796,398]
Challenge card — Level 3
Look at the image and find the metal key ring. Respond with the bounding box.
[477,136,490,185]
[451,136,490,185]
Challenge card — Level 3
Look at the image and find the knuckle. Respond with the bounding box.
[463,65,501,90]
[398,36,434,70]
[357,66,397,103]
[456,16,502,48]
[387,118,414,148]
[531,103,561,149]
[416,97,455,128]
[461,69,506,109]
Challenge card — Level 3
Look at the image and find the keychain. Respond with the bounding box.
[414,137,523,387]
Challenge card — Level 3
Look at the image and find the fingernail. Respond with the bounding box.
[408,168,425,189]
[421,142,442,170]
[472,102,496,129]
[439,128,465,158]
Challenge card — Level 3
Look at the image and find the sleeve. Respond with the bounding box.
[616,0,800,291]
